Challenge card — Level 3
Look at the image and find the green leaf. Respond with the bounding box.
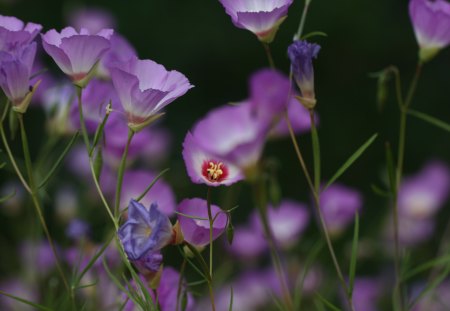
[175,211,209,221]
[0,290,53,311]
[0,162,6,169]
[93,147,103,181]
[177,246,207,281]
[90,102,111,156]
[325,134,378,189]
[38,131,79,189]
[184,243,211,282]
[348,212,360,296]
[402,254,450,282]
[226,222,234,245]
[408,109,450,133]
[371,184,391,198]
[315,293,342,311]
[228,287,234,311]
[301,31,328,40]
[0,189,15,203]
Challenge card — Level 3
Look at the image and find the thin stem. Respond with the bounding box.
[76,87,90,150]
[295,0,312,40]
[207,280,217,311]
[309,110,321,193]
[284,112,315,194]
[206,187,214,278]
[253,177,294,311]
[176,259,187,311]
[17,114,72,299]
[262,43,275,69]
[114,128,134,217]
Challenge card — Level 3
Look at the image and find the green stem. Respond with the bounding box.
[176,259,187,311]
[207,280,217,311]
[295,0,312,40]
[309,110,321,193]
[253,176,294,311]
[206,187,214,278]
[262,43,276,69]
[16,114,72,302]
[114,128,134,217]
[76,87,90,150]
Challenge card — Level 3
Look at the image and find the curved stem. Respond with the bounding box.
[262,43,275,69]
[206,187,214,278]
[114,128,134,217]
[17,114,72,300]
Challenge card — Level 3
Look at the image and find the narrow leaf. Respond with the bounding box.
[228,287,234,311]
[0,189,15,203]
[315,293,342,311]
[348,212,360,296]
[135,168,170,202]
[371,184,391,198]
[226,222,234,245]
[38,131,79,189]
[402,254,450,282]
[408,109,450,133]
[0,290,52,311]
[175,211,209,221]
[93,147,103,181]
[302,31,328,40]
[0,162,6,169]
[326,133,378,189]
[90,102,111,156]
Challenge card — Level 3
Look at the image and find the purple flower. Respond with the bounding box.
[69,78,119,133]
[219,0,294,43]
[116,170,176,217]
[385,214,435,247]
[252,200,310,248]
[110,56,193,130]
[319,184,363,234]
[182,132,243,187]
[41,27,113,86]
[409,0,450,61]
[190,103,268,170]
[157,267,195,311]
[351,278,382,311]
[177,198,227,247]
[66,218,91,240]
[98,34,137,78]
[20,240,58,276]
[118,200,172,260]
[0,279,37,311]
[0,15,42,52]
[133,251,163,274]
[67,7,116,34]
[0,42,39,112]
[287,40,320,108]
[249,68,290,123]
[228,225,267,259]
[398,160,450,219]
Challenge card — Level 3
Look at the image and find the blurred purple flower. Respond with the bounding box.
[399,160,450,219]
[385,216,434,247]
[54,185,79,221]
[68,7,116,34]
[249,68,290,122]
[411,280,450,311]
[0,42,38,112]
[319,183,363,234]
[351,278,382,311]
[288,40,320,108]
[182,132,243,187]
[157,267,195,311]
[0,279,37,311]
[219,0,294,43]
[177,198,227,247]
[41,27,113,85]
[110,56,193,129]
[118,200,172,260]
[0,15,42,52]
[66,218,91,240]
[409,0,450,61]
[20,240,57,277]
[69,78,119,133]
[228,225,267,259]
[252,200,310,248]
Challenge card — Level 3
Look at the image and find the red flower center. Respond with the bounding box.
[202,160,229,183]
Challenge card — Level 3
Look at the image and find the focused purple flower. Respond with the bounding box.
[41,27,113,86]
[319,184,362,235]
[157,267,195,311]
[98,34,137,78]
[252,200,310,248]
[110,56,193,130]
[117,170,176,216]
[219,0,294,43]
[190,103,268,171]
[228,225,267,259]
[177,198,227,247]
[0,15,42,52]
[249,68,290,124]
[0,42,39,112]
[118,200,173,260]
[409,0,450,62]
[133,251,163,274]
[287,40,320,108]
[398,160,450,219]
[68,7,116,34]
[182,132,243,187]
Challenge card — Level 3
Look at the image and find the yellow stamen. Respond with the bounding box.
[207,162,224,181]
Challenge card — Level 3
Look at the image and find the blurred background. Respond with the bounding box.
[0,0,449,309]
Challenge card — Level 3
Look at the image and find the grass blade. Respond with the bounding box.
[315,293,342,311]
[325,133,378,189]
[0,290,53,311]
[408,109,450,133]
[0,189,15,203]
[228,287,234,311]
[38,131,79,189]
[402,254,450,282]
[348,212,360,296]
